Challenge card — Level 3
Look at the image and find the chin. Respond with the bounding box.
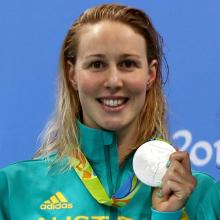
[100,121,125,131]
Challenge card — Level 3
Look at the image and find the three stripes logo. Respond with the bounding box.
[40,192,73,210]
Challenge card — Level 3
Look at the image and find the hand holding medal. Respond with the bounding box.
[133,139,197,212]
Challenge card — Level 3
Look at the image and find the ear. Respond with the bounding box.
[67,60,78,90]
[147,59,157,88]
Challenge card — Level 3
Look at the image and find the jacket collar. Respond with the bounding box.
[77,120,117,162]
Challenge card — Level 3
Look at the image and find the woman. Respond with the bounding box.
[0,4,216,220]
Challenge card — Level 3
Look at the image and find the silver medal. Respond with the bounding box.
[133,140,176,187]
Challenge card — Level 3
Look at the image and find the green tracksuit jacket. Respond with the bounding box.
[195,182,220,219]
[0,122,217,220]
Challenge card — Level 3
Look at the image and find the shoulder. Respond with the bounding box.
[0,153,69,219]
[191,170,216,196]
[0,156,55,220]
[191,170,216,194]
[184,171,216,219]
[201,181,220,202]
[192,170,215,183]
[0,152,62,182]
[211,181,220,192]
[196,181,220,219]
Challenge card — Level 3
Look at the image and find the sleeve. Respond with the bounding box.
[184,172,216,219]
[195,182,220,220]
[151,208,182,220]
[0,170,10,220]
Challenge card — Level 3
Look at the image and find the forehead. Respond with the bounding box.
[76,21,147,57]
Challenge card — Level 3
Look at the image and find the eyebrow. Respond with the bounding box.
[85,53,141,59]
[120,53,141,59]
[85,54,105,59]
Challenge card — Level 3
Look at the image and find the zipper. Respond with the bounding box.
[105,145,118,220]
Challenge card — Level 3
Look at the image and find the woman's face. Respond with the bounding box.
[68,21,157,135]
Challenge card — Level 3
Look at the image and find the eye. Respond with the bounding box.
[89,60,106,70]
[119,59,138,69]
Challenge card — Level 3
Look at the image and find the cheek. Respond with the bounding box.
[128,78,148,95]
[77,75,99,95]
[126,70,148,92]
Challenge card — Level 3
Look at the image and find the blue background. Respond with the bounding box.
[0,0,219,179]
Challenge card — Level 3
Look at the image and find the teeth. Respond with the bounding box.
[101,99,125,107]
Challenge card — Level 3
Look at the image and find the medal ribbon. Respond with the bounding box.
[71,151,142,207]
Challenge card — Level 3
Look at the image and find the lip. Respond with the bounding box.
[97,96,129,113]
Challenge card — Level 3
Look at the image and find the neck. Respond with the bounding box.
[116,123,138,166]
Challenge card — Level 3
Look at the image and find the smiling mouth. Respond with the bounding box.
[97,98,129,107]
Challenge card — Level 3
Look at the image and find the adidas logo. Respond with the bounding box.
[40,192,73,210]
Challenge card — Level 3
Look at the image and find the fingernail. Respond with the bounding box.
[157,190,163,198]
[166,160,171,168]
[157,181,163,188]
[176,193,184,200]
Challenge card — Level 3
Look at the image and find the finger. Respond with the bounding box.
[169,151,191,172]
[163,166,186,185]
[161,173,197,198]
[161,180,190,201]
[163,160,197,188]
[164,160,195,183]
[166,160,187,177]
[162,170,196,193]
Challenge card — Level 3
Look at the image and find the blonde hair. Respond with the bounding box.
[36,3,168,159]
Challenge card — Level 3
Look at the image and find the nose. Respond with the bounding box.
[104,66,123,91]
